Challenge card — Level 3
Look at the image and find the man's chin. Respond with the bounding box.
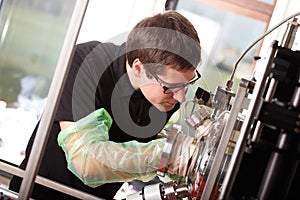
[154,103,175,112]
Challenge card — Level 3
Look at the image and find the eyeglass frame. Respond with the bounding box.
[148,69,201,94]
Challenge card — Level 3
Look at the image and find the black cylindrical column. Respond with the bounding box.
[257,133,300,200]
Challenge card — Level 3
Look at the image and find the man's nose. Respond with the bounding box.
[172,88,186,103]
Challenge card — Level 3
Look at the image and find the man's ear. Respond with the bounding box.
[131,58,144,77]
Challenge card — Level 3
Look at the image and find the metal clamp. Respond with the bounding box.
[157,124,181,177]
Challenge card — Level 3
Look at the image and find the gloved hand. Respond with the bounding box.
[58,108,166,188]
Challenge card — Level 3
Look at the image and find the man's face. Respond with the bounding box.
[140,67,197,112]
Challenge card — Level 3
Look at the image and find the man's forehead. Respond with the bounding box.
[160,67,196,83]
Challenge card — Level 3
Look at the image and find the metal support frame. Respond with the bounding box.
[218,41,279,200]
[200,78,250,200]
[16,0,90,199]
[0,162,102,200]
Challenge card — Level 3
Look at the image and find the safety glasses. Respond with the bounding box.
[148,69,201,94]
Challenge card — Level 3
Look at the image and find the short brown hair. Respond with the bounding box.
[126,10,201,75]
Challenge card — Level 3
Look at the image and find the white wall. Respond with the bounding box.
[77,0,299,78]
[77,0,166,44]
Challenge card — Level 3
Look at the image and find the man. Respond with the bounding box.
[9,10,201,199]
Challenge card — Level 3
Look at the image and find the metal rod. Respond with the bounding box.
[251,77,278,142]
[0,162,103,200]
[257,133,299,200]
[200,79,248,200]
[17,1,89,199]
[280,17,299,48]
[219,41,279,200]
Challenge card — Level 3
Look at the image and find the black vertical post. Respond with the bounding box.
[165,0,178,10]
